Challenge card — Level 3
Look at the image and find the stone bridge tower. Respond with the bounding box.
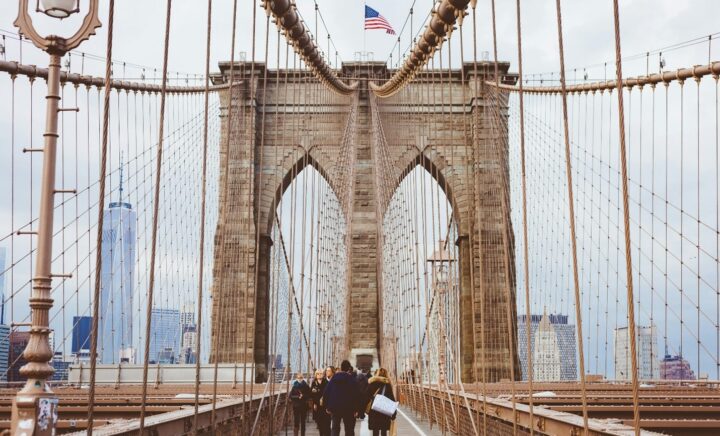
[210,61,519,383]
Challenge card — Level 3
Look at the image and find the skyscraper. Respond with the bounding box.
[8,331,29,383]
[0,324,9,382]
[181,324,198,364]
[0,247,6,324]
[180,305,195,329]
[180,305,197,364]
[148,308,181,364]
[517,313,578,381]
[99,166,137,364]
[51,351,70,381]
[614,325,659,380]
[660,352,696,380]
[71,316,92,354]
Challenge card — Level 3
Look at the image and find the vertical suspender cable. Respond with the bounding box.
[488,1,518,432]
[247,15,272,435]
[469,4,489,432]
[193,0,213,433]
[514,0,535,433]
[86,1,114,432]
[211,0,239,427]
[139,0,173,431]
[250,8,274,397]
[267,27,282,434]
[610,0,640,433]
[553,0,590,433]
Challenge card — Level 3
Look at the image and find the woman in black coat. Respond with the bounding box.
[289,373,311,436]
[309,368,331,436]
[365,368,397,436]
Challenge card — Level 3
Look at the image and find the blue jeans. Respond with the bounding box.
[330,412,355,436]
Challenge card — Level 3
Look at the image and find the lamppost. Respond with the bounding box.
[12,1,100,434]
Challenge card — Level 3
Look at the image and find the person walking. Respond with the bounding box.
[365,368,397,436]
[323,360,361,436]
[355,369,370,420]
[310,368,331,436]
[290,373,311,436]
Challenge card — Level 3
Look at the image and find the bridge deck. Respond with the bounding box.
[278,407,443,436]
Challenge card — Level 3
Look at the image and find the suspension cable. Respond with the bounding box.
[611,0,640,433]
[553,0,590,432]
[139,0,173,431]
[192,0,213,433]
[86,0,115,432]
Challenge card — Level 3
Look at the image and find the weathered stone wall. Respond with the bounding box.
[374,63,519,382]
[210,61,518,382]
[210,69,258,372]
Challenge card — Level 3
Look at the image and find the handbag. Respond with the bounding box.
[371,385,399,417]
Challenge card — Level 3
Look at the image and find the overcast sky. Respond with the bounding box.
[1,0,718,81]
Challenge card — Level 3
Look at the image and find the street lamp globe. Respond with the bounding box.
[436,263,449,287]
[39,0,79,19]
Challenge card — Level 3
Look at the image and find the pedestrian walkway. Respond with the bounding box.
[278,407,443,436]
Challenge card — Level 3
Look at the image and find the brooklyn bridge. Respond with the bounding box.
[0,0,719,434]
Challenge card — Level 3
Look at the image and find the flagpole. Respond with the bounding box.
[363,2,367,56]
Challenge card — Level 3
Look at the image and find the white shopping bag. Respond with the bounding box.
[371,385,399,417]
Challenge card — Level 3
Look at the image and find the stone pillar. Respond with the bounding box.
[347,80,380,369]
[210,63,259,368]
[457,234,475,382]
[470,78,520,382]
[253,234,272,382]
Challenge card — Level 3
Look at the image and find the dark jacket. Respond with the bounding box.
[322,371,361,416]
[290,380,311,412]
[365,376,396,430]
[310,378,328,405]
[309,378,329,419]
[356,371,369,396]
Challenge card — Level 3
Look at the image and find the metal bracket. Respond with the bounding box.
[50,273,73,278]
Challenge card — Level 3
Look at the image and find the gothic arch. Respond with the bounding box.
[262,148,343,237]
[386,151,461,228]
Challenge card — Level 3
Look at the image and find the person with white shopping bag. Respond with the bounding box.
[364,368,398,436]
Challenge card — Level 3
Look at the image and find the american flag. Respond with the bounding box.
[365,5,396,35]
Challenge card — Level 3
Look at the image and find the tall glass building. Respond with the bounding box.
[71,316,92,354]
[148,308,181,364]
[99,199,137,364]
